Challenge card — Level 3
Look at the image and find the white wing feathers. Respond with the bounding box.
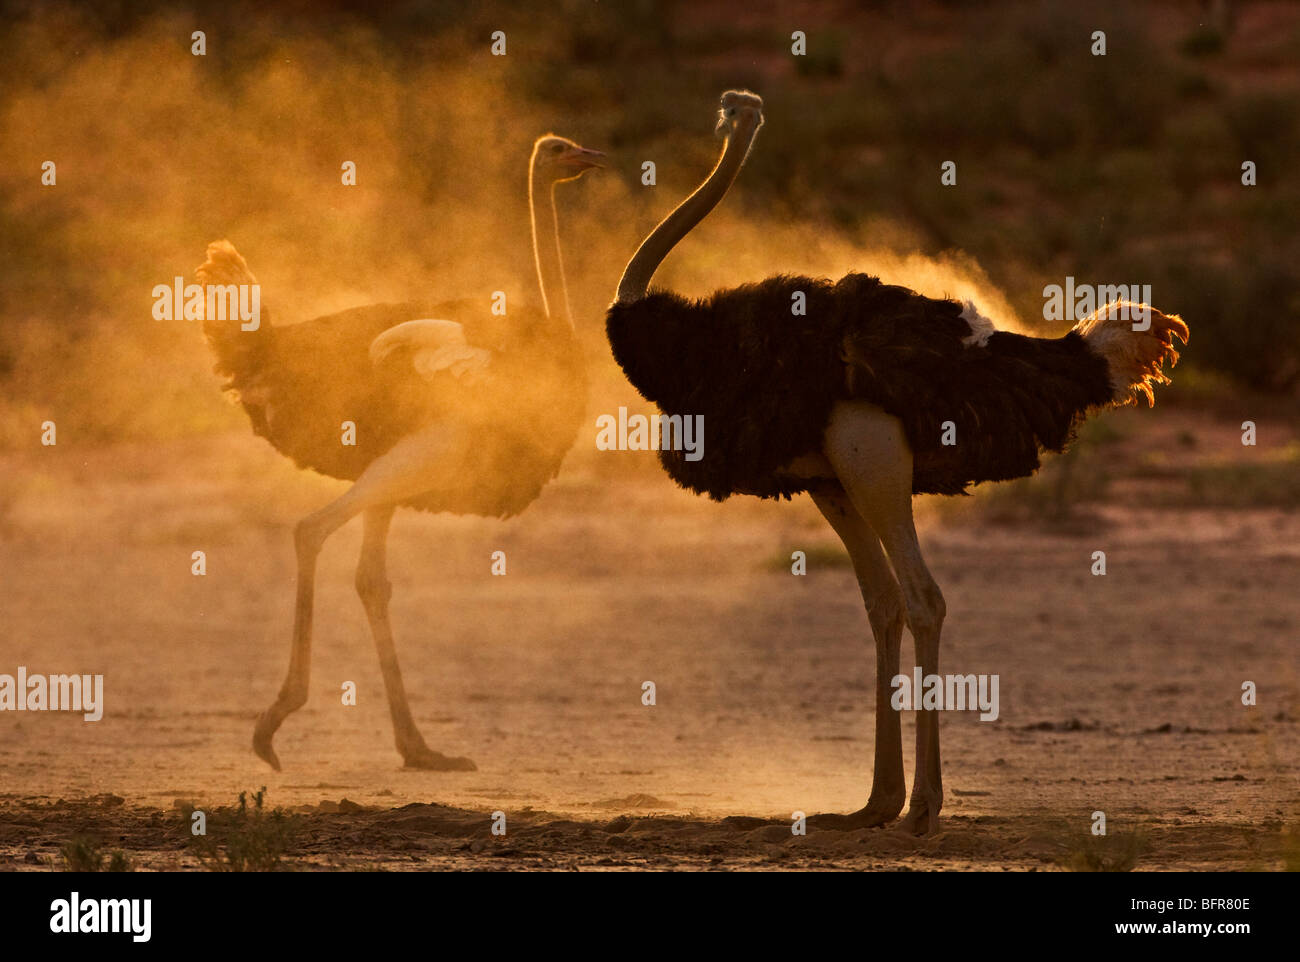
[368,319,492,383]
[959,300,997,347]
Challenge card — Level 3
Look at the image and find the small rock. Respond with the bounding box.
[603,815,633,834]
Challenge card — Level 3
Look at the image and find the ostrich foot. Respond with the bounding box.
[808,793,905,831]
[897,792,942,836]
[253,684,308,771]
[252,710,286,772]
[400,744,477,772]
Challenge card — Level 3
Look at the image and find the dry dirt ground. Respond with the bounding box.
[0,410,1296,871]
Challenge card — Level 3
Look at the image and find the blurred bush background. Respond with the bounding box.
[2,0,1297,453]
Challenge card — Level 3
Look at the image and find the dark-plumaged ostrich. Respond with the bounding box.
[605,91,1187,834]
[197,135,603,771]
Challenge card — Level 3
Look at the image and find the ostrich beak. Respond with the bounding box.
[561,147,606,171]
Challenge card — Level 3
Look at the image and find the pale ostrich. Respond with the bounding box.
[197,135,603,771]
[605,92,1187,833]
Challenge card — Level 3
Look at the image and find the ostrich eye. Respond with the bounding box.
[725,107,736,118]
[551,144,565,154]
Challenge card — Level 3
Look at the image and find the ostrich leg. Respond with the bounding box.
[808,484,907,828]
[355,505,475,771]
[251,509,324,771]
[252,422,474,770]
[822,401,947,835]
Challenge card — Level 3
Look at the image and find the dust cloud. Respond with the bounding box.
[0,6,1296,874]
[0,6,1021,450]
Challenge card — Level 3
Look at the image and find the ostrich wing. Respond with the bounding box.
[237,299,556,491]
[369,319,493,383]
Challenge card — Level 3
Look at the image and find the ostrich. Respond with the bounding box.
[196,135,603,771]
[605,91,1187,834]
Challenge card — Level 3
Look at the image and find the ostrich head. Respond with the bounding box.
[532,135,605,183]
[715,89,764,139]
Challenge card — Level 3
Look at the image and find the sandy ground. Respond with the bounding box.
[0,413,1297,871]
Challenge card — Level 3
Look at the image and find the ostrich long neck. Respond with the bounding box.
[615,124,758,304]
[530,160,571,327]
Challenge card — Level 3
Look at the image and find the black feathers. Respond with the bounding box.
[605,272,1114,500]
[608,274,847,500]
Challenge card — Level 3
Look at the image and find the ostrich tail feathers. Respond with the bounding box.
[196,239,257,288]
[195,239,271,396]
[1074,301,1188,407]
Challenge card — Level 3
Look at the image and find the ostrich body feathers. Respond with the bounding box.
[206,299,586,518]
[605,272,1116,500]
